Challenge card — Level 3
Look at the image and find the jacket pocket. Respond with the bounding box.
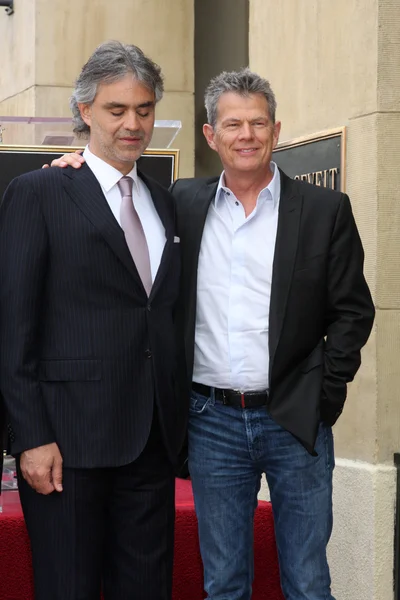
[38,359,101,382]
[301,343,324,373]
[294,252,327,273]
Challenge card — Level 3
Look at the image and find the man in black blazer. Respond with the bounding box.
[170,70,374,600]
[0,41,186,600]
[49,68,374,600]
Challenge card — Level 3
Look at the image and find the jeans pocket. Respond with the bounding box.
[189,390,211,414]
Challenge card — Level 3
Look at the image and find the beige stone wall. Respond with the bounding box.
[0,0,36,114]
[251,2,400,598]
[0,0,194,176]
[249,0,379,140]
[250,0,400,466]
[194,0,248,177]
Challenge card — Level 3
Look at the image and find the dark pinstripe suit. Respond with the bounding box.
[0,164,187,599]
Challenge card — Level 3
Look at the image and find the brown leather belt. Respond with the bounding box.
[192,382,269,409]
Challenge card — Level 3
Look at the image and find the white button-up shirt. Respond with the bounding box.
[193,162,281,391]
[83,146,166,282]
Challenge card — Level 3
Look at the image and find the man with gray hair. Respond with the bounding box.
[50,66,374,600]
[171,68,374,600]
[0,41,187,600]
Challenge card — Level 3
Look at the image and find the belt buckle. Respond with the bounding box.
[222,389,229,405]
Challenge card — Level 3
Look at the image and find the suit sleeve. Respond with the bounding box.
[0,176,55,453]
[322,193,375,424]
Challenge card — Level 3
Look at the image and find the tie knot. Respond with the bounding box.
[118,176,133,198]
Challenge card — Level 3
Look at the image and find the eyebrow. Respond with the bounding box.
[103,101,155,110]
[221,115,269,125]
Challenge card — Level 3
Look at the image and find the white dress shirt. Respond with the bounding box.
[83,146,166,282]
[193,162,281,392]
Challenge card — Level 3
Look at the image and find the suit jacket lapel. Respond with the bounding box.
[62,164,144,289]
[269,171,303,376]
[184,179,218,287]
[180,179,218,346]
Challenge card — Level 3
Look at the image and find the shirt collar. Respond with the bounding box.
[83,145,140,194]
[215,161,281,209]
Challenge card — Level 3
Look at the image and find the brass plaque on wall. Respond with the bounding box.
[272,127,346,192]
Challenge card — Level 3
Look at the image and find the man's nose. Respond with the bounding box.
[239,122,253,139]
[124,111,140,132]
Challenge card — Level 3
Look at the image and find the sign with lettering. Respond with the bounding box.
[272,128,345,192]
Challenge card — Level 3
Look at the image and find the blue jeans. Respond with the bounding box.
[188,388,335,600]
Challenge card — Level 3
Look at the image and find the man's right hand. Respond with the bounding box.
[20,442,63,495]
[42,150,85,170]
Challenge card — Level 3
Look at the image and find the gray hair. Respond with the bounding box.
[70,40,164,136]
[204,67,277,128]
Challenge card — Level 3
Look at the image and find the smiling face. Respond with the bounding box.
[203,92,281,179]
[78,73,156,174]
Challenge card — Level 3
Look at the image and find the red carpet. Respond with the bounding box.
[0,480,284,600]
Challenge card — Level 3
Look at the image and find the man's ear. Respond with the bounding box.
[272,120,281,150]
[203,123,218,151]
[78,103,92,128]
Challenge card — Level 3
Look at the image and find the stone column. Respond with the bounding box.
[249,1,400,598]
[194,0,248,177]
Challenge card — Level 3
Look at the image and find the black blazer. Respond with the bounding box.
[0,164,187,468]
[171,170,375,453]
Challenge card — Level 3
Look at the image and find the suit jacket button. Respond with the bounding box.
[145,349,152,359]
[147,304,151,312]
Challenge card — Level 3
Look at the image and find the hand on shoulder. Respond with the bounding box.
[42,149,85,170]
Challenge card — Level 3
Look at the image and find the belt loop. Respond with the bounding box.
[222,389,227,405]
[240,393,245,409]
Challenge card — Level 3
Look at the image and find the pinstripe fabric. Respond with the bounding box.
[0,163,185,599]
[0,163,186,467]
[16,412,175,600]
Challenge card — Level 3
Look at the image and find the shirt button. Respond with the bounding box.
[145,349,152,359]
[235,201,239,206]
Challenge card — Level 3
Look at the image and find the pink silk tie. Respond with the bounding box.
[118,176,152,296]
